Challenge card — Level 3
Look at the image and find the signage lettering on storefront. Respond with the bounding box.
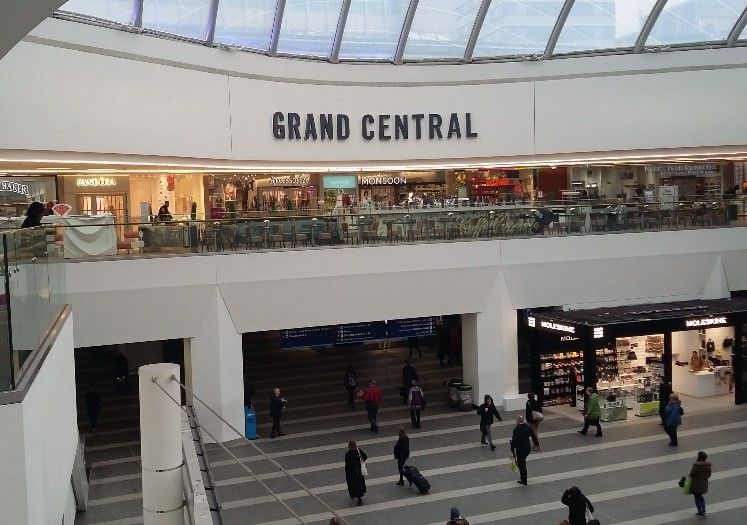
[685,317,728,328]
[644,164,719,175]
[593,327,605,339]
[272,112,477,142]
[560,336,579,341]
[359,176,407,186]
[76,177,117,187]
[540,321,576,334]
[268,174,310,186]
[0,180,30,196]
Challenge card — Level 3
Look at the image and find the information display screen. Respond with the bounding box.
[280,317,437,348]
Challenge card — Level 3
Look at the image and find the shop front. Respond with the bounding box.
[255,174,318,212]
[61,174,130,223]
[524,298,747,421]
[0,176,57,218]
[465,170,522,203]
[322,174,357,211]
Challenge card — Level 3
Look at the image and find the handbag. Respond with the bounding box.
[627,350,638,361]
[358,449,368,477]
[586,510,600,525]
[531,410,544,422]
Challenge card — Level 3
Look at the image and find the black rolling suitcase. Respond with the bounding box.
[403,465,431,495]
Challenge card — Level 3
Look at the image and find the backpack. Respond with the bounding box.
[343,372,357,388]
[410,387,423,407]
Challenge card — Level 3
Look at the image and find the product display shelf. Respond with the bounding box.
[540,352,583,407]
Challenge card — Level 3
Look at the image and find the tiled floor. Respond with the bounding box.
[73,342,747,525]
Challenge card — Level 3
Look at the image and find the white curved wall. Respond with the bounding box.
[1,18,746,169]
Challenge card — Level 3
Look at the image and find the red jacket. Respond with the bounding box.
[363,385,382,406]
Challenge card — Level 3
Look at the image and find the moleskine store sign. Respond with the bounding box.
[272,112,478,141]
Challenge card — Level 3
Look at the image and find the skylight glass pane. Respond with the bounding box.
[214,0,278,50]
[339,0,409,59]
[404,0,481,60]
[59,0,135,25]
[648,0,747,45]
[277,0,344,57]
[472,0,564,58]
[142,0,212,39]
[554,0,657,54]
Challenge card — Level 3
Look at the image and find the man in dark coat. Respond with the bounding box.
[561,486,594,525]
[510,415,540,485]
[269,387,287,438]
[345,441,367,506]
[401,360,418,404]
[658,379,672,426]
[84,382,102,431]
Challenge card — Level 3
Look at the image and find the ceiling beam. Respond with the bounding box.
[726,6,747,47]
[330,0,352,63]
[634,0,668,53]
[542,0,575,59]
[268,0,286,56]
[394,0,419,65]
[204,0,220,46]
[133,0,143,27]
[463,0,491,63]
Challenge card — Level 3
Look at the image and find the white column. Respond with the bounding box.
[462,268,519,409]
[139,363,183,525]
[189,289,244,443]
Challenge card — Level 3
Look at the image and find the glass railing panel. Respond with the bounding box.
[0,234,10,391]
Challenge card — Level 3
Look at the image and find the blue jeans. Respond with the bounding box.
[693,492,706,514]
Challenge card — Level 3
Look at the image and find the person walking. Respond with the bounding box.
[690,451,712,517]
[664,393,684,446]
[84,382,102,431]
[437,322,449,367]
[342,365,358,410]
[363,379,382,433]
[526,392,544,435]
[578,387,602,437]
[401,360,418,404]
[477,395,503,450]
[510,415,540,485]
[269,387,287,438]
[394,427,410,486]
[658,379,672,426]
[408,380,425,429]
[569,366,579,408]
[344,440,367,506]
[446,507,470,525]
[408,336,423,359]
[561,486,595,525]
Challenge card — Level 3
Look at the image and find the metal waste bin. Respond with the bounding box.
[727,203,739,221]
[244,406,258,439]
[447,379,462,408]
[457,384,472,411]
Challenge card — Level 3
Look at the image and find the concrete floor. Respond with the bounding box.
[73,343,747,525]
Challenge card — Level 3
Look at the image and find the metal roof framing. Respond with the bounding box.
[132,0,144,27]
[463,0,492,63]
[268,0,286,56]
[543,0,575,59]
[394,0,420,65]
[330,0,352,63]
[204,0,220,46]
[727,6,747,47]
[634,0,669,53]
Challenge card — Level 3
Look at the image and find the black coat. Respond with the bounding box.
[394,436,410,461]
[477,403,502,426]
[510,423,539,455]
[402,364,418,388]
[345,448,367,498]
[659,382,672,407]
[561,489,594,525]
[270,394,286,417]
[525,398,542,423]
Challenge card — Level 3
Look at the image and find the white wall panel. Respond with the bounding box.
[535,69,747,155]
[0,42,232,159]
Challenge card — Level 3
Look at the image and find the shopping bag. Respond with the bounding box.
[681,475,692,495]
[586,509,600,525]
[509,458,518,473]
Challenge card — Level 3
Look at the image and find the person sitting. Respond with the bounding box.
[157,200,173,222]
[21,201,45,228]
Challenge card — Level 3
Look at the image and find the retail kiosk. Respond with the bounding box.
[524,299,747,420]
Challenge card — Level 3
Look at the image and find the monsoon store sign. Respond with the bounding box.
[272,112,478,142]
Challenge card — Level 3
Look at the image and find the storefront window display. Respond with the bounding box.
[524,299,747,421]
[466,170,521,203]
[358,171,447,207]
[255,174,318,212]
[322,175,357,211]
[61,174,130,222]
[0,176,57,217]
[129,173,204,221]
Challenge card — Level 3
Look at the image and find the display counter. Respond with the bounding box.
[42,214,116,258]
[600,400,628,422]
[673,364,717,398]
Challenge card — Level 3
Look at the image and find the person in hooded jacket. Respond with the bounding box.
[401,360,418,404]
[344,440,367,506]
[476,395,502,450]
[664,393,684,446]
[561,486,594,525]
[690,450,712,517]
[446,506,469,525]
[393,427,410,486]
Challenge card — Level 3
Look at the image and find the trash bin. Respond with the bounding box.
[457,384,472,411]
[244,406,258,439]
[727,204,739,221]
[446,379,461,408]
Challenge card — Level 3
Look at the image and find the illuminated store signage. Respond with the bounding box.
[76,177,117,187]
[560,336,579,341]
[593,327,605,339]
[527,316,536,327]
[359,176,407,186]
[0,180,30,196]
[272,112,478,142]
[644,164,719,175]
[268,174,310,186]
[685,317,728,328]
[540,321,576,334]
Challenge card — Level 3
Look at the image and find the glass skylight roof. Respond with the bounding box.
[56,0,747,63]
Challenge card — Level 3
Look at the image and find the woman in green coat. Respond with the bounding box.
[578,387,602,437]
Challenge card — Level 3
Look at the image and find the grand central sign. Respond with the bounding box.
[272,112,478,141]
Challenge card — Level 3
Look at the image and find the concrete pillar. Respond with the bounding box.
[462,269,519,409]
[139,363,183,525]
[189,289,244,443]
